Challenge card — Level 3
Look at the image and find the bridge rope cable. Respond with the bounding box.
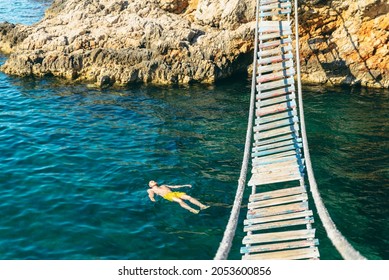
[214,0,261,260]
[293,0,366,260]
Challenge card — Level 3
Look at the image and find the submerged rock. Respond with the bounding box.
[0,0,388,88]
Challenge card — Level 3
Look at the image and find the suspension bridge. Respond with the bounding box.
[214,0,366,260]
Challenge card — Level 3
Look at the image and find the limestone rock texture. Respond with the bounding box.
[299,0,389,88]
[0,0,388,88]
[0,0,255,86]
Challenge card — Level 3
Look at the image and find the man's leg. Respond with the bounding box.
[181,195,209,210]
[173,198,199,214]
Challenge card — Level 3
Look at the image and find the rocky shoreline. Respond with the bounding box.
[0,0,388,88]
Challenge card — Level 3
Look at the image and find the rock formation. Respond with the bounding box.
[0,0,388,88]
[299,0,389,88]
[0,0,255,86]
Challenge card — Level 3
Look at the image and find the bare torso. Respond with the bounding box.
[150,185,172,197]
[147,181,208,214]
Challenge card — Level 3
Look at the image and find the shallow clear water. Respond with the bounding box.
[0,0,50,25]
[0,0,388,260]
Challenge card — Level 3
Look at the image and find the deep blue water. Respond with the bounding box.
[0,1,388,260]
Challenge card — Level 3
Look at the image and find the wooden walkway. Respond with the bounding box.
[241,0,319,260]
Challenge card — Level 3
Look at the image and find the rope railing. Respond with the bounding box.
[293,0,366,260]
[213,0,261,260]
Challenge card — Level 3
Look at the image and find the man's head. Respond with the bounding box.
[149,180,158,188]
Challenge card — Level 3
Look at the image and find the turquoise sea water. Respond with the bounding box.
[0,1,388,260]
[0,0,50,25]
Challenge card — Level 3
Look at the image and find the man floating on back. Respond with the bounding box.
[147,180,209,214]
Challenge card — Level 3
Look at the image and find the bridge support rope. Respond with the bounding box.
[293,0,366,260]
[214,0,261,261]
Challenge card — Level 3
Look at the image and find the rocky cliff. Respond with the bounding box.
[299,0,389,88]
[0,0,388,88]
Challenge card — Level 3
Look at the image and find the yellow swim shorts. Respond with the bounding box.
[163,192,186,202]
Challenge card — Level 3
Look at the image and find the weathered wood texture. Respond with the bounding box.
[242,1,319,260]
[242,247,320,260]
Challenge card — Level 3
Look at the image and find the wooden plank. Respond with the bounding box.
[242,247,320,260]
[244,216,314,232]
[253,137,301,152]
[256,85,295,100]
[257,77,294,92]
[255,110,297,125]
[252,160,304,175]
[260,2,292,12]
[249,186,306,202]
[258,29,292,41]
[257,60,293,74]
[253,133,295,146]
[260,9,292,17]
[249,166,303,185]
[248,173,301,186]
[253,111,298,127]
[252,164,303,179]
[252,151,301,166]
[252,155,298,168]
[252,160,302,175]
[254,123,299,139]
[251,160,300,175]
[252,143,302,157]
[259,24,291,34]
[257,69,295,84]
[257,37,292,49]
[252,156,302,170]
[258,45,293,58]
[258,26,282,34]
[254,131,299,143]
[252,163,301,174]
[244,210,313,225]
[257,93,296,107]
[241,239,319,254]
[247,201,308,218]
[247,201,308,219]
[259,20,289,26]
[258,53,293,65]
[252,153,301,167]
[256,102,297,122]
[248,193,308,209]
[254,116,298,132]
[251,163,305,175]
[254,122,299,138]
[259,20,289,27]
[249,186,307,202]
[260,0,290,5]
[258,23,291,33]
[254,151,301,163]
[242,228,316,244]
[256,99,295,117]
[251,138,302,153]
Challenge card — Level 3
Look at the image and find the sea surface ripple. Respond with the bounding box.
[0,0,388,260]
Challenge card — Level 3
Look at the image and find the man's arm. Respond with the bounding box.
[147,189,156,202]
[166,184,192,189]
